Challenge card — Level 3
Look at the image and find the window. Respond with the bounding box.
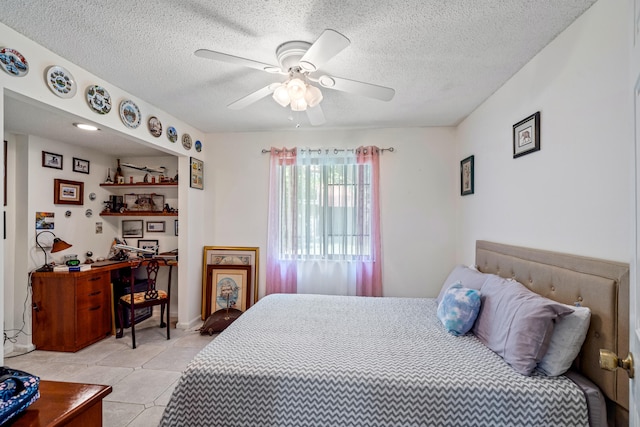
[276,151,372,260]
[267,146,382,296]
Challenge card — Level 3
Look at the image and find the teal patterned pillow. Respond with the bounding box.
[437,282,482,336]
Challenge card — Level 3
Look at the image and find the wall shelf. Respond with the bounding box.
[100,211,177,217]
[99,183,177,188]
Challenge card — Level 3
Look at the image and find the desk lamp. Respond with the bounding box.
[35,231,72,272]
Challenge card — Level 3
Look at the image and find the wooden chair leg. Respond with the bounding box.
[160,304,167,328]
[130,304,136,349]
[166,303,170,340]
[116,302,124,339]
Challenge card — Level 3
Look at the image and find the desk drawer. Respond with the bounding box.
[76,272,109,309]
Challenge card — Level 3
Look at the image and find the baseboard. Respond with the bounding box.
[176,315,203,330]
[4,342,36,357]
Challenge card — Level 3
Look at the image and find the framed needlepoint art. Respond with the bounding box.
[460,155,474,196]
[513,111,540,158]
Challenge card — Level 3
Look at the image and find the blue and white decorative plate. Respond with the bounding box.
[119,100,141,129]
[182,133,192,150]
[195,140,202,152]
[45,65,77,98]
[167,126,177,143]
[86,85,112,114]
[0,48,28,77]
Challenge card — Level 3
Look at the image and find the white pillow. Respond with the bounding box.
[537,304,591,376]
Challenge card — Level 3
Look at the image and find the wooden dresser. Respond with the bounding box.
[12,381,112,426]
[31,269,112,352]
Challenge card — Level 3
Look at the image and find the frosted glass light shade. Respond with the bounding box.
[304,85,323,107]
[272,84,290,107]
[290,98,308,111]
[287,78,306,101]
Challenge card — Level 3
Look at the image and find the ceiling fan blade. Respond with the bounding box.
[227,84,277,110]
[195,49,282,73]
[318,75,395,101]
[306,104,326,126]
[298,29,350,72]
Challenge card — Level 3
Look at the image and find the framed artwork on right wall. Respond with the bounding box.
[460,155,474,196]
[513,111,541,158]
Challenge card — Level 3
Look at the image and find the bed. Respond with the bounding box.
[160,241,629,426]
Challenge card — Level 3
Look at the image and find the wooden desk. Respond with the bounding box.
[11,380,112,426]
[31,259,176,352]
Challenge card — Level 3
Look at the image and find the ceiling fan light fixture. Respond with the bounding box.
[272,84,291,107]
[304,84,323,107]
[287,78,306,101]
[290,98,308,112]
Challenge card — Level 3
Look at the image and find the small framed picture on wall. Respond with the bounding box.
[513,111,540,158]
[460,155,474,196]
[190,157,204,190]
[122,219,143,238]
[42,151,63,169]
[72,157,90,174]
[146,221,165,232]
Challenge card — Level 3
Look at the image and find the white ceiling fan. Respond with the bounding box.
[195,29,395,126]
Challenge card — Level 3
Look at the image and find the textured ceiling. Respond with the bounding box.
[1,0,598,134]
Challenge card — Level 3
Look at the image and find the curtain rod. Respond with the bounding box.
[261,147,395,154]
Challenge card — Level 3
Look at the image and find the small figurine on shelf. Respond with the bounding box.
[143,173,150,183]
[114,159,124,184]
[105,168,113,184]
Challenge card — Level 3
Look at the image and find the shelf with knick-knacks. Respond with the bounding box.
[99,184,178,217]
[101,159,178,217]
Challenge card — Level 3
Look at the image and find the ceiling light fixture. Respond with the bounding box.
[271,68,323,112]
[73,123,99,131]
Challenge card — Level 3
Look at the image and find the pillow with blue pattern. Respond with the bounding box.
[437,282,482,336]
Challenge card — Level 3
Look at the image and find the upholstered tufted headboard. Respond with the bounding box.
[475,240,629,427]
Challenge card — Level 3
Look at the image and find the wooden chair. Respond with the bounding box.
[116,260,170,348]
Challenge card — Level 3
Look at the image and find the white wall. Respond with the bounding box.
[207,127,459,298]
[456,0,630,265]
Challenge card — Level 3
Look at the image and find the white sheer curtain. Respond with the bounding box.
[267,146,382,297]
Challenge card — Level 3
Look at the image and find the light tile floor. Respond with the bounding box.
[5,315,216,427]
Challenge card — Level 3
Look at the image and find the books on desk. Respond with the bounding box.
[53,264,92,272]
[154,250,178,261]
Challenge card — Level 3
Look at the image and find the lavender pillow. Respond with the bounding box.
[436,265,490,304]
[472,276,574,376]
[437,283,482,336]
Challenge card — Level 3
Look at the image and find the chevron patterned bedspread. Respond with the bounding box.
[160,294,588,427]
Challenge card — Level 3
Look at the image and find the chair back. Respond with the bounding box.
[145,260,160,292]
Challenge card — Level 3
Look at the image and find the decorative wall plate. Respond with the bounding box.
[167,126,177,143]
[45,65,77,98]
[195,140,202,152]
[148,116,162,137]
[0,48,29,77]
[119,100,141,129]
[86,85,112,114]
[182,133,192,150]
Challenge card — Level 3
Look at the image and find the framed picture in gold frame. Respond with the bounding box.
[202,246,259,319]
